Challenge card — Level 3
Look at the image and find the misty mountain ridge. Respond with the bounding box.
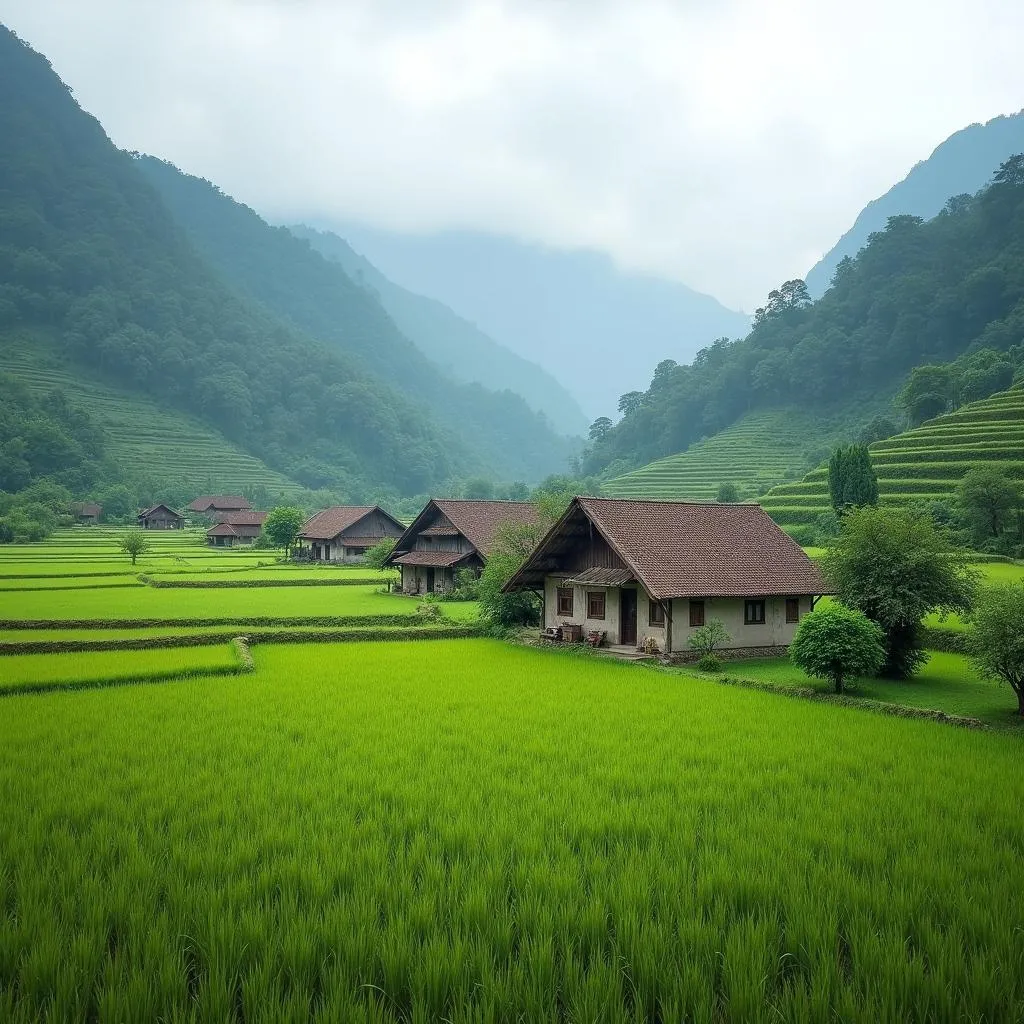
[807,110,1024,296]
[288,225,588,436]
[311,221,750,420]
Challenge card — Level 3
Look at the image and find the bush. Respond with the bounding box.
[966,583,1024,716]
[416,600,443,621]
[716,482,740,503]
[696,654,723,673]
[789,605,886,693]
[688,620,731,657]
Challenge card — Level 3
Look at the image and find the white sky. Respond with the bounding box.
[3,0,1023,310]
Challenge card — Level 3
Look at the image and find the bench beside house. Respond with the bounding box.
[137,504,185,530]
[504,496,829,658]
[387,499,540,595]
[298,506,405,563]
[206,511,268,547]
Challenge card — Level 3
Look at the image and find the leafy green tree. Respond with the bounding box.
[828,445,878,514]
[857,416,897,446]
[588,417,613,443]
[462,477,495,499]
[789,605,886,693]
[120,529,149,566]
[364,537,397,569]
[617,391,643,417]
[966,583,1024,716]
[478,520,547,628]
[823,506,978,678]
[688,620,731,657]
[716,482,740,503]
[898,365,954,426]
[264,506,305,557]
[956,467,1020,541]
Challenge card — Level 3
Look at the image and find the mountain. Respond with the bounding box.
[289,226,588,436]
[806,111,1024,296]
[0,26,570,506]
[313,223,750,419]
[583,156,1024,479]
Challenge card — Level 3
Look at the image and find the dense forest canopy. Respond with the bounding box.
[585,155,1024,477]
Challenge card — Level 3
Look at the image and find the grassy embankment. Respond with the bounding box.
[1,640,1022,1021]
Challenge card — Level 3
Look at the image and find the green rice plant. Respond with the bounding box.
[0,640,1022,1020]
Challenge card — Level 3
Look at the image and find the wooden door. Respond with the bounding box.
[620,589,637,646]
[426,568,436,592]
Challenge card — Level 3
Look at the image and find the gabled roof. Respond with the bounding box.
[391,550,472,568]
[389,500,540,563]
[213,511,267,527]
[298,505,404,542]
[207,522,241,537]
[138,503,184,519]
[207,516,263,537]
[506,496,829,600]
[187,495,252,512]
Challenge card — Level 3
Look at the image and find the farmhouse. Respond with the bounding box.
[187,495,252,519]
[388,499,540,595]
[137,504,185,530]
[504,496,828,657]
[298,506,405,563]
[72,502,102,525]
[205,511,267,547]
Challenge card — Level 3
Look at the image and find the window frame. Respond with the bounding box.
[689,600,705,628]
[587,591,606,620]
[785,598,800,624]
[744,599,766,625]
[648,600,665,627]
[556,587,574,617]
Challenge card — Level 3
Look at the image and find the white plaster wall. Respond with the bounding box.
[670,595,812,650]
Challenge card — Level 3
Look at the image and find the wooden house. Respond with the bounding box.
[388,499,540,595]
[205,511,267,547]
[73,502,102,525]
[297,506,405,563]
[137,504,185,530]
[504,497,828,657]
[187,495,252,520]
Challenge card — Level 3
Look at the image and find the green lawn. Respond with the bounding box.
[711,650,1021,727]
[1,640,1022,1021]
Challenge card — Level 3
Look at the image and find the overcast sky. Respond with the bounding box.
[4,0,1023,310]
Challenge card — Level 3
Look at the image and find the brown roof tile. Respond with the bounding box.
[430,500,541,557]
[392,550,471,567]
[298,505,403,542]
[188,495,252,512]
[213,511,267,527]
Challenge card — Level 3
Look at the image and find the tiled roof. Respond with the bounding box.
[74,502,102,516]
[213,511,267,526]
[507,497,829,600]
[392,550,470,567]
[187,495,252,512]
[138,504,183,519]
[565,567,635,587]
[207,521,261,537]
[335,537,382,548]
[299,506,402,541]
[430,500,541,557]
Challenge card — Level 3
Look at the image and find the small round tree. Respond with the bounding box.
[263,506,306,558]
[966,583,1024,717]
[120,529,150,566]
[789,605,885,694]
[716,482,740,503]
[688,620,731,671]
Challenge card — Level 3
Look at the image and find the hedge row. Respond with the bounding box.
[0,583,143,593]
[709,674,988,730]
[0,571,130,581]
[0,614,424,630]
[139,576,381,589]
[0,664,244,699]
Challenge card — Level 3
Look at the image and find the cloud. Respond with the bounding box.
[4,0,1024,309]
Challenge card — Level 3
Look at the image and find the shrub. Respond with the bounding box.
[416,600,444,621]
[783,524,817,546]
[966,583,1024,716]
[789,605,886,693]
[716,482,740,503]
[364,537,397,570]
[688,620,730,657]
[696,654,723,673]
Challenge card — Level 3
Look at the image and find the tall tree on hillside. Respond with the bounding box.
[956,467,1020,541]
[823,505,978,678]
[618,392,643,417]
[898,365,955,426]
[588,418,613,443]
[828,445,878,515]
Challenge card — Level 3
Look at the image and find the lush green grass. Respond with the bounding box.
[1,640,1022,1021]
[0,644,240,692]
[761,386,1024,526]
[714,650,1021,727]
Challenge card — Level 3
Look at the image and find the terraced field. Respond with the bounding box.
[603,410,849,501]
[0,335,304,495]
[761,386,1024,527]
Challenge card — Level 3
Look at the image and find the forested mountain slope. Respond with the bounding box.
[290,226,588,436]
[807,111,1024,296]
[324,221,750,418]
[136,157,575,482]
[583,155,1024,479]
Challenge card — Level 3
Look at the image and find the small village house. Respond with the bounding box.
[205,511,268,547]
[137,504,185,530]
[504,497,828,657]
[297,506,405,563]
[187,495,252,520]
[388,499,540,594]
[72,502,102,525]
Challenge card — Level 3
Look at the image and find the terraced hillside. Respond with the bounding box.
[760,386,1024,526]
[0,337,304,496]
[603,410,847,501]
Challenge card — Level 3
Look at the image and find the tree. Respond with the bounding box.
[617,391,643,417]
[823,505,978,678]
[956,467,1020,541]
[828,445,878,514]
[688,620,731,657]
[462,477,494,500]
[478,519,547,628]
[789,605,886,693]
[263,506,305,557]
[120,529,149,566]
[364,537,396,569]
[898,364,954,426]
[588,417,613,443]
[857,416,897,446]
[716,482,740,503]
[966,583,1024,716]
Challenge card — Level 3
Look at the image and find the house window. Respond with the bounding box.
[745,600,766,625]
[587,591,606,620]
[557,587,574,616]
[689,600,705,627]
[648,600,665,626]
[786,598,800,623]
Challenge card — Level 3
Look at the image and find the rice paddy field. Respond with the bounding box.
[761,385,1024,527]
[2,530,1023,1020]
